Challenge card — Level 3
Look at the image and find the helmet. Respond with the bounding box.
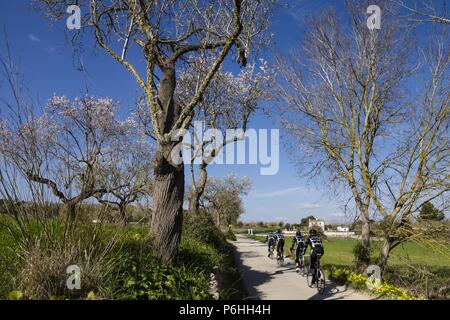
[309,229,317,236]
[296,230,302,237]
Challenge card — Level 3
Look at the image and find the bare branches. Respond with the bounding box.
[392,0,450,24]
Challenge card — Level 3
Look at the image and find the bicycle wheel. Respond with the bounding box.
[306,268,314,287]
[317,268,325,294]
[300,257,307,276]
[277,254,284,266]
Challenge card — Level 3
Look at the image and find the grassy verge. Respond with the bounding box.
[0,215,243,300]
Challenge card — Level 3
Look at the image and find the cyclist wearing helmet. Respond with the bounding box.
[290,230,306,272]
[265,232,276,257]
[275,229,285,260]
[305,228,324,284]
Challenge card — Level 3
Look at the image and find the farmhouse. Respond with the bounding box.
[308,218,325,231]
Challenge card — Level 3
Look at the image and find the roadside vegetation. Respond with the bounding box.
[0,211,242,300]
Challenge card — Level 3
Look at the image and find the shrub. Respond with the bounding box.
[225,230,237,241]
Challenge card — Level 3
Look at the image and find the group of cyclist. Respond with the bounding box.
[265,228,324,285]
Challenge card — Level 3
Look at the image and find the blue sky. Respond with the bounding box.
[0,1,420,224]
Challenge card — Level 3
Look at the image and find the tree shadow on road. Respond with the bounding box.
[233,248,275,300]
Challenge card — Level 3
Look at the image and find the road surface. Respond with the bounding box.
[232,236,371,300]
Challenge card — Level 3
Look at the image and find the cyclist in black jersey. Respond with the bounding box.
[290,230,306,272]
[274,230,285,259]
[265,232,276,257]
[305,229,324,284]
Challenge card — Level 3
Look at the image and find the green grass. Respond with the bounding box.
[245,234,450,269]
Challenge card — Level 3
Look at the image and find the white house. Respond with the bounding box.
[337,226,349,232]
[308,219,325,231]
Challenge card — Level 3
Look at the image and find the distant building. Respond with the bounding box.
[308,219,325,231]
[337,226,349,232]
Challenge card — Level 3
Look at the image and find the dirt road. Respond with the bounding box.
[232,236,370,300]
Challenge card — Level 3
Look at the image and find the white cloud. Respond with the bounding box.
[29,34,41,43]
[297,203,320,210]
[330,212,346,217]
[251,187,303,198]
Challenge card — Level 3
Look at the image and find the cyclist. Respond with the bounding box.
[305,228,324,284]
[274,229,285,260]
[265,232,276,258]
[290,230,306,272]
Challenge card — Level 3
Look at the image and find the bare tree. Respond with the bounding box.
[175,56,270,214]
[34,0,273,264]
[95,118,153,225]
[274,2,414,269]
[200,173,251,227]
[362,34,449,271]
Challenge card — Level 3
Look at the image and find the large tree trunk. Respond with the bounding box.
[150,64,185,265]
[151,146,184,264]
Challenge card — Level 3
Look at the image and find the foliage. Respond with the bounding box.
[225,230,237,241]
[112,239,210,300]
[300,216,316,228]
[419,202,445,221]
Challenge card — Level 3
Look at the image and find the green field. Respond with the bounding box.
[246,234,450,268]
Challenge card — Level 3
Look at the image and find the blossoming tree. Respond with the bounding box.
[174,56,271,214]
[0,95,134,220]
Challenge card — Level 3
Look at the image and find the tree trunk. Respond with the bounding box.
[188,162,208,214]
[64,201,77,221]
[216,211,221,228]
[151,146,184,264]
[119,203,127,226]
[150,64,184,265]
[356,197,371,270]
[379,236,392,274]
[188,192,200,214]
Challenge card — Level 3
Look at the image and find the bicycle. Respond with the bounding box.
[276,250,284,266]
[291,247,307,276]
[297,254,307,276]
[306,254,325,294]
[268,244,275,259]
